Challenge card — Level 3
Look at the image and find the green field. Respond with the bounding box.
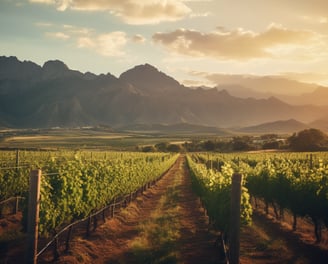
[0,127,202,150]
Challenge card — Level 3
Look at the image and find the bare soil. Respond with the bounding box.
[240,205,328,264]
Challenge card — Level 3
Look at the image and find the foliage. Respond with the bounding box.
[202,151,328,242]
[189,151,328,242]
[288,128,328,151]
[186,154,252,233]
[0,150,178,236]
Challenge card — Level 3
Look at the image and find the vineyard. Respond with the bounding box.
[1,150,328,263]
[188,152,328,243]
[0,150,178,233]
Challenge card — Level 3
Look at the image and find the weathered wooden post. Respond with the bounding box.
[26,169,41,264]
[53,231,60,260]
[14,196,19,214]
[15,149,20,177]
[86,215,91,237]
[66,226,73,252]
[229,173,242,264]
[15,149,19,168]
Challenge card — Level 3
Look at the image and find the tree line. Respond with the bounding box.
[140,128,328,152]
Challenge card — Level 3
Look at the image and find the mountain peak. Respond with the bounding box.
[42,60,70,79]
[119,63,159,77]
[135,63,159,72]
[43,60,69,71]
[0,55,19,64]
[0,56,41,79]
[267,96,285,104]
[119,63,181,95]
[218,89,230,96]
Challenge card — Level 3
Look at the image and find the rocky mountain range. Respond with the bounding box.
[0,56,328,132]
[214,82,328,106]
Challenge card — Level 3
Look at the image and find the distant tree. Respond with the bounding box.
[141,145,156,152]
[155,142,169,152]
[202,140,216,151]
[232,136,255,151]
[167,144,182,152]
[183,140,201,152]
[288,128,328,151]
[260,134,278,140]
[262,140,280,150]
[232,140,251,151]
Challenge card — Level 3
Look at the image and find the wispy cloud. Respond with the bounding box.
[280,71,328,84]
[131,34,146,43]
[62,24,93,35]
[29,0,53,3]
[41,23,128,57]
[29,0,192,24]
[78,32,127,57]
[187,70,325,94]
[35,22,54,27]
[45,31,70,40]
[153,24,317,61]
[301,15,328,25]
[189,12,211,18]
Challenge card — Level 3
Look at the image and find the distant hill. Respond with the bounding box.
[237,119,309,134]
[210,73,322,96]
[119,123,230,135]
[211,75,328,106]
[0,56,327,130]
[277,87,328,106]
[309,116,328,132]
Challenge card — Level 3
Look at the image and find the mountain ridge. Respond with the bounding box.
[0,56,327,130]
[238,119,309,134]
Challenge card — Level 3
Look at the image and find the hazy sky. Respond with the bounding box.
[1,0,328,87]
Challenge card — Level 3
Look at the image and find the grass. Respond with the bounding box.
[129,166,184,263]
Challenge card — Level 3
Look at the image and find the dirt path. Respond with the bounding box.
[53,155,221,264]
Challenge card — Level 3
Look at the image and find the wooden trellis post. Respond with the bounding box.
[26,169,41,264]
[229,173,242,264]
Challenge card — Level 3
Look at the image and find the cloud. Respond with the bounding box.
[131,34,146,43]
[278,0,328,18]
[152,24,317,60]
[181,79,215,87]
[45,32,70,40]
[280,72,328,84]
[39,23,128,57]
[35,22,53,27]
[62,24,92,35]
[29,0,70,11]
[29,0,191,24]
[189,12,210,18]
[29,0,53,3]
[301,15,328,25]
[77,32,127,57]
